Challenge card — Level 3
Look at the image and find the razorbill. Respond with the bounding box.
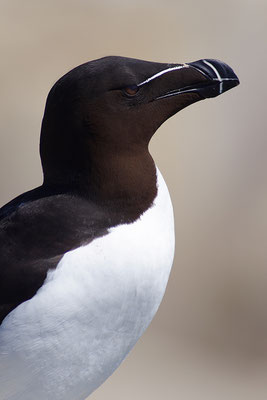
[0,56,239,400]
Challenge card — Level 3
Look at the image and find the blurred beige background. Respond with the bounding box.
[1,0,267,399]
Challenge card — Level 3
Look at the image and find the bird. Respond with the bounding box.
[0,56,239,400]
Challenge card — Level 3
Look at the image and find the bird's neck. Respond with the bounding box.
[43,150,158,224]
[83,150,158,223]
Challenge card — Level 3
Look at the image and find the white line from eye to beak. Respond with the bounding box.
[203,60,223,94]
[137,64,189,87]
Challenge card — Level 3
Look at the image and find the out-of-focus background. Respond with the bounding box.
[1,0,266,399]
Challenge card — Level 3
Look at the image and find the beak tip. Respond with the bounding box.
[188,58,240,98]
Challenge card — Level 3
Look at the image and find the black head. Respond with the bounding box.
[40,56,239,207]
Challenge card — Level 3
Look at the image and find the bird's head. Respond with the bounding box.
[40,56,239,196]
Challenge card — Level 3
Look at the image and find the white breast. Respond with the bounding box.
[0,168,175,400]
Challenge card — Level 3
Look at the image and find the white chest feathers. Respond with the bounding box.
[0,168,175,400]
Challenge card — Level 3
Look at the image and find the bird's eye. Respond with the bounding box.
[124,85,139,96]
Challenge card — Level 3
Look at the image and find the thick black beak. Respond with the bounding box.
[153,59,239,101]
[188,59,240,98]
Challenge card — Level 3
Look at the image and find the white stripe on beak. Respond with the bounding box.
[203,60,223,94]
[137,64,189,87]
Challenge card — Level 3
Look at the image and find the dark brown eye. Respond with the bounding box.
[124,85,139,96]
